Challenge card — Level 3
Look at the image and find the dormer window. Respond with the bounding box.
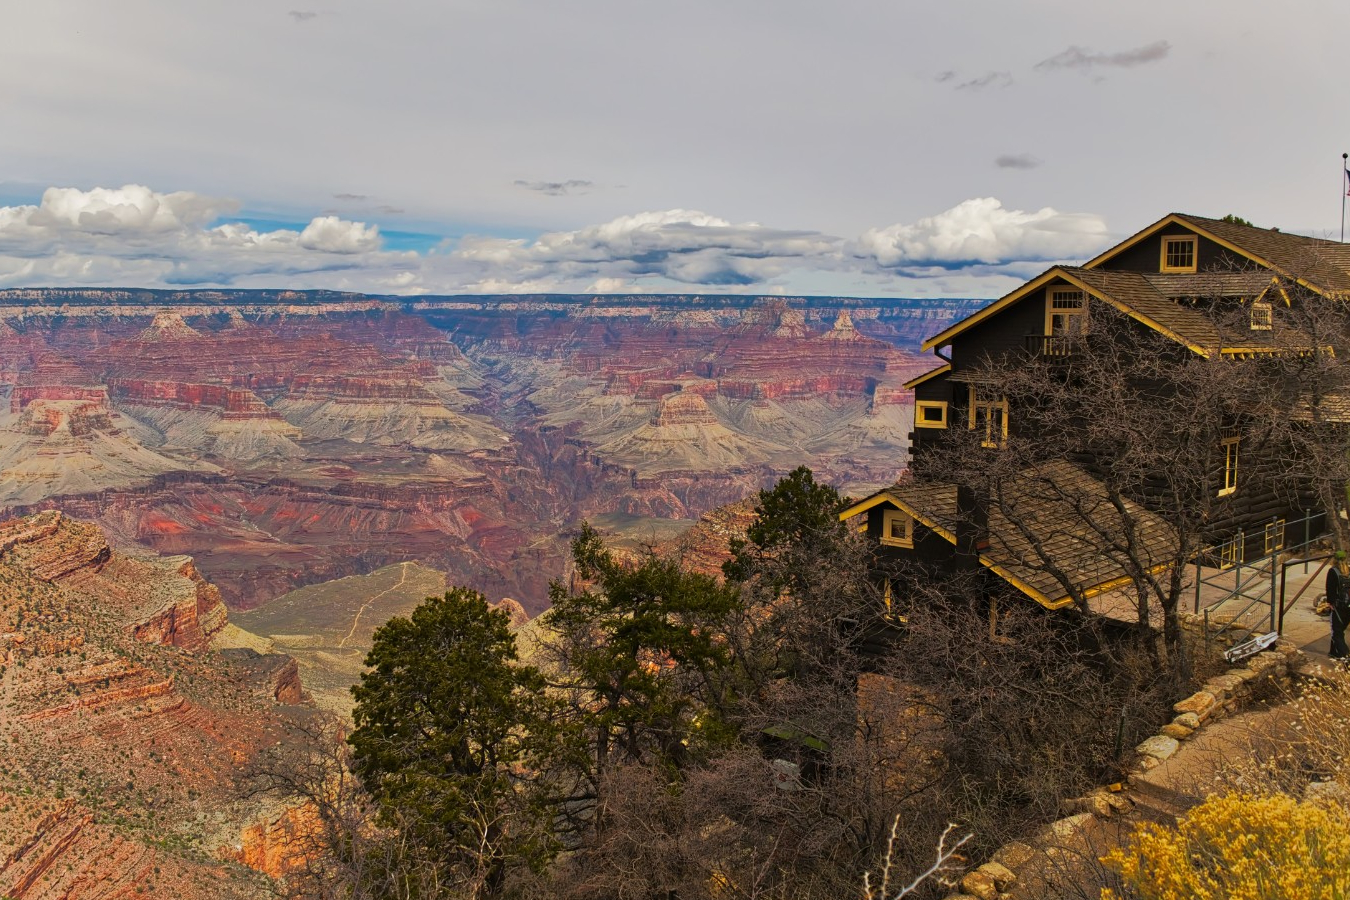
[881,509,914,548]
[1161,236,1197,273]
[1250,301,1273,331]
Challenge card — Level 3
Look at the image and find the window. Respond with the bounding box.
[969,386,1008,448]
[1160,235,1198,273]
[1045,288,1088,336]
[1250,301,1273,331]
[915,401,948,429]
[1264,519,1286,555]
[1219,536,1243,569]
[881,509,914,548]
[1219,437,1239,497]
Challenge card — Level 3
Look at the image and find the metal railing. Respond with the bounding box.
[1195,511,1325,642]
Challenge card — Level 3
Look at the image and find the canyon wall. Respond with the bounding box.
[0,290,980,613]
[0,512,307,898]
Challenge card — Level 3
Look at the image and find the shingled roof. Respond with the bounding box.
[849,461,1179,611]
[1173,214,1350,295]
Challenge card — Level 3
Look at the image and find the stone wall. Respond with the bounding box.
[942,630,1306,900]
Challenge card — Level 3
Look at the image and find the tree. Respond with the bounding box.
[349,588,554,897]
[1221,213,1255,227]
[541,524,743,786]
[723,466,873,687]
[1102,792,1350,899]
[914,300,1269,670]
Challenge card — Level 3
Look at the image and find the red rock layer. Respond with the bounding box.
[0,512,312,897]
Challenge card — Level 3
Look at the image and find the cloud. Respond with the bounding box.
[298,216,380,253]
[934,70,956,83]
[995,153,1042,170]
[955,71,1013,91]
[333,193,368,201]
[1035,40,1171,72]
[514,179,596,197]
[852,197,1109,269]
[288,10,319,22]
[0,184,1112,296]
[3,184,238,237]
[376,205,405,215]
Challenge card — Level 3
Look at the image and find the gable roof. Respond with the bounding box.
[1088,213,1350,296]
[842,461,1179,611]
[922,212,1350,355]
[921,264,1309,357]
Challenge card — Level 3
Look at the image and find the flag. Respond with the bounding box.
[1346,167,1350,197]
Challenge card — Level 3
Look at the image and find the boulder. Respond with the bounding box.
[1161,722,1194,741]
[976,861,1016,890]
[1136,735,1180,761]
[960,870,998,900]
[1305,780,1350,806]
[1173,691,1217,720]
[991,841,1036,870]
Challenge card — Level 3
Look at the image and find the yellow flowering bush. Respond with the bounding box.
[1102,792,1350,900]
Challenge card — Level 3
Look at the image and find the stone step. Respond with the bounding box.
[1126,778,1199,827]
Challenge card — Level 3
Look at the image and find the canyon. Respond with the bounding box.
[0,289,978,615]
[0,511,305,898]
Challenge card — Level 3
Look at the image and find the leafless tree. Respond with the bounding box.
[915,300,1273,672]
[242,713,451,900]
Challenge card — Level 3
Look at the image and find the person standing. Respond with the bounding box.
[1328,553,1349,659]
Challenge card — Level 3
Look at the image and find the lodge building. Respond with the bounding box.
[845,213,1350,620]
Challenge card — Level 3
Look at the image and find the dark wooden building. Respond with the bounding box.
[850,213,1350,620]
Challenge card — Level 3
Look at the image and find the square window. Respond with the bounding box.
[915,401,948,428]
[1161,236,1197,273]
[881,509,914,548]
[1046,288,1087,337]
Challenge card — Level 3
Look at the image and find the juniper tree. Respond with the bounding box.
[349,588,556,898]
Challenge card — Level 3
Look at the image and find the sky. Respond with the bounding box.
[2,0,1348,299]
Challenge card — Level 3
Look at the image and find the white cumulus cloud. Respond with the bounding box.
[853,197,1109,269]
[298,215,381,253]
[0,184,1112,296]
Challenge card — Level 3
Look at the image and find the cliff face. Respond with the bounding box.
[0,512,308,898]
[0,291,981,613]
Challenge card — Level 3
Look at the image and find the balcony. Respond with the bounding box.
[1025,334,1080,357]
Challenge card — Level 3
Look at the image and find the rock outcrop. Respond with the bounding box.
[0,512,309,897]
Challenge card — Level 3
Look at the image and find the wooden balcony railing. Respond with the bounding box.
[1024,334,1079,357]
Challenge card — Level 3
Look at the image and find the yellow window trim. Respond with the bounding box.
[1044,286,1087,336]
[1265,519,1286,554]
[881,509,915,548]
[1160,234,1198,273]
[922,267,1212,357]
[915,400,948,429]
[1219,437,1239,497]
[1249,300,1273,331]
[968,385,1008,448]
[1084,213,1338,302]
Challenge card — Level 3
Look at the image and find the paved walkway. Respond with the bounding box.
[1190,553,1337,664]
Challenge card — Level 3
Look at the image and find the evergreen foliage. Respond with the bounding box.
[543,523,742,778]
[348,587,555,895]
